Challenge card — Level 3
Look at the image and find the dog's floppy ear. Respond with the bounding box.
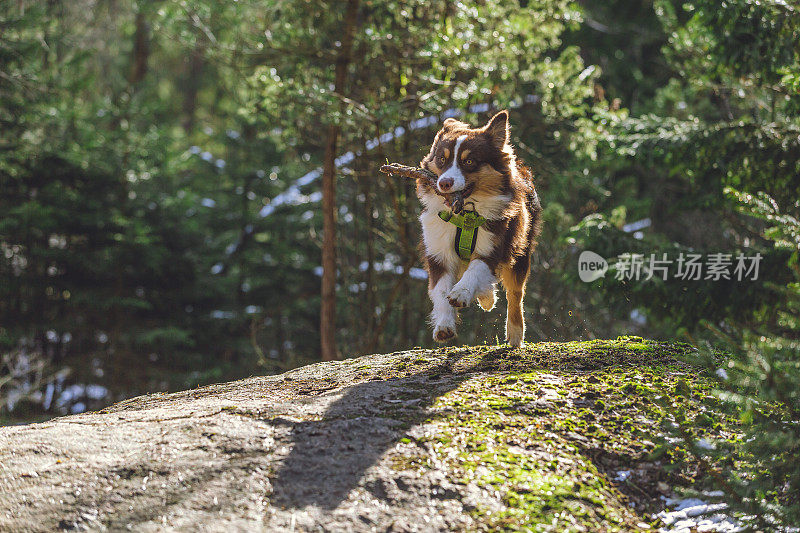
[483,110,509,148]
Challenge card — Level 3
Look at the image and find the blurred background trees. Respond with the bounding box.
[572,0,800,523]
[1,0,600,419]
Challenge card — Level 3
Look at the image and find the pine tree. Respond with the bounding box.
[697,190,800,527]
[575,0,800,525]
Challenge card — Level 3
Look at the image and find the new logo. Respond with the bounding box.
[578,251,608,282]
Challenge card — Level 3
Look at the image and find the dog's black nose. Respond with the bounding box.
[438,177,454,191]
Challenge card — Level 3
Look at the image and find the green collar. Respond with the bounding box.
[439,209,487,261]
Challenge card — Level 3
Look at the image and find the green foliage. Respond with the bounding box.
[685,189,800,526]
[574,0,800,337]
[702,335,800,527]
[728,188,800,257]
[580,0,800,524]
[684,0,799,86]
[1,0,600,418]
[564,0,681,112]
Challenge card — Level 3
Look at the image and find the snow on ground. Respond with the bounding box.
[656,494,741,533]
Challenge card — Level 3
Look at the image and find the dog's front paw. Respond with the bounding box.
[433,324,456,343]
[447,285,473,308]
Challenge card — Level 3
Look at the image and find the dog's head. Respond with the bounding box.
[420,110,513,197]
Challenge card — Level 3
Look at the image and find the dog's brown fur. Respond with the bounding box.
[416,111,542,346]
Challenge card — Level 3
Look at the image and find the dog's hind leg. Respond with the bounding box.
[505,286,524,347]
[476,284,497,311]
[501,255,530,347]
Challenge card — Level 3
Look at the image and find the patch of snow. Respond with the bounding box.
[623,218,652,233]
[85,384,108,400]
[441,108,464,119]
[656,497,740,532]
[408,267,427,280]
[335,152,355,167]
[358,256,427,280]
[630,308,647,325]
[409,115,438,130]
[43,382,55,410]
[696,438,715,450]
[614,470,632,482]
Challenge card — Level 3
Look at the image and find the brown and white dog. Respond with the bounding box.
[417,110,542,346]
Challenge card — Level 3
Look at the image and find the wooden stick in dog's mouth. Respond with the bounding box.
[379,163,473,214]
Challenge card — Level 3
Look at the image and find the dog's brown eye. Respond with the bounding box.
[465,159,474,166]
[438,156,445,165]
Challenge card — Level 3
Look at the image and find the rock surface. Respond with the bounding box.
[0,340,726,532]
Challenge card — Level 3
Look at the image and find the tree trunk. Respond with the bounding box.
[129,11,150,85]
[320,0,360,361]
[182,43,204,132]
[363,167,375,345]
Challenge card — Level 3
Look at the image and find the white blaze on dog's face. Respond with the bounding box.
[436,135,468,193]
[420,110,513,198]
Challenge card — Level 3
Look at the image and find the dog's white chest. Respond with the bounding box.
[419,209,495,272]
[420,209,459,268]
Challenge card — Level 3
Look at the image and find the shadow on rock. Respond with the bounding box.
[269,350,493,510]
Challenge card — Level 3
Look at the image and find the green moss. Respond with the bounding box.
[430,381,639,529]
[302,339,733,529]
[400,339,737,530]
[390,453,429,471]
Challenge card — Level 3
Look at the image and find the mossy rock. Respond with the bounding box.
[0,339,733,532]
